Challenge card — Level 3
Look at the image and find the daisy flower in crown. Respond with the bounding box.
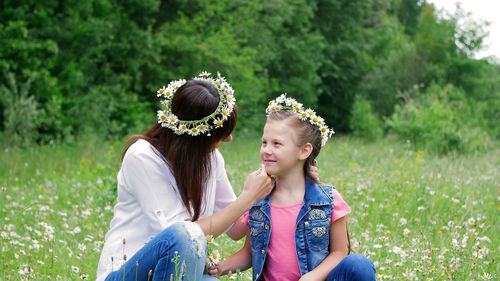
[266,93,334,146]
[156,71,236,136]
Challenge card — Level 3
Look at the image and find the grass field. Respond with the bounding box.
[0,135,498,280]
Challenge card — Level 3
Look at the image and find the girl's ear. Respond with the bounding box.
[299,143,313,161]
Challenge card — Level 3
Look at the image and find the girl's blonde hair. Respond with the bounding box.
[267,110,322,183]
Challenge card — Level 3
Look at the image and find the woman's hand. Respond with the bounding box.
[240,165,274,205]
[196,166,272,237]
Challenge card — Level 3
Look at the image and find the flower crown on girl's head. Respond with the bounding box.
[156,71,236,136]
[266,93,334,146]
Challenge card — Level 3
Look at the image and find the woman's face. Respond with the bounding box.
[213,134,233,150]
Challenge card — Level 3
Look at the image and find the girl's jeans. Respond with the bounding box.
[105,221,219,281]
[326,254,376,281]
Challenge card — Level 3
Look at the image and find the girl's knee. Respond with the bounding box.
[200,274,221,281]
[342,254,376,280]
[344,254,373,266]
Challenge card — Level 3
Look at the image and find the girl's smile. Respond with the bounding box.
[262,158,277,165]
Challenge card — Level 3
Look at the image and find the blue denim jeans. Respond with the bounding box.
[326,254,376,281]
[105,221,219,281]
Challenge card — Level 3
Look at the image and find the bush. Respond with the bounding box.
[358,40,421,117]
[385,84,491,154]
[349,95,383,140]
[0,73,41,147]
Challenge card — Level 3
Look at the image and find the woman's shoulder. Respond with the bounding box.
[212,148,225,167]
[124,139,149,157]
[123,139,164,165]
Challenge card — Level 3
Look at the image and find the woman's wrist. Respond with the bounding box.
[237,189,257,208]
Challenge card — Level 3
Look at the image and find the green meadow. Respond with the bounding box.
[2,0,499,280]
[0,135,497,280]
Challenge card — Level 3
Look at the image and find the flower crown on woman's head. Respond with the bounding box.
[266,93,334,146]
[156,71,236,136]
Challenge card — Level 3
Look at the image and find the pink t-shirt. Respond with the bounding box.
[242,189,351,281]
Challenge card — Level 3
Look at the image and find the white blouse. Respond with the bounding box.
[96,139,236,281]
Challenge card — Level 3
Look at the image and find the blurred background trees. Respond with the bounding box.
[0,0,498,153]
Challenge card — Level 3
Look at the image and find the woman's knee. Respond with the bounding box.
[157,221,207,257]
[169,221,205,240]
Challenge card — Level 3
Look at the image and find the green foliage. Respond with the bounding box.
[314,0,369,132]
[0,0,498,149]
[475,63,500,138]
[359,39,420,116]
[415,4,457,65]
[0,73,40,146]
[397,0,423,37]
[385,84,491,154]
[349,95,383,140]
[0,0,162,142]
[255,0,324,106]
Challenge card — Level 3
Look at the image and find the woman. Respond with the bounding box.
[96,72,273,281]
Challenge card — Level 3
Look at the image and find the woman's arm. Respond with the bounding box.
[208,231,253,277]
[299,217,348,281]
[196,166,273,237]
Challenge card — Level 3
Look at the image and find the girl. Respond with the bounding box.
[96,72,274,281]
[208,94,375,280]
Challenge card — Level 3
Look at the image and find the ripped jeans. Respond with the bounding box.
[105,221,219,281]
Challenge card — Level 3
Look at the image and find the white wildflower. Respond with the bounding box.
[78,243,87,252]
[207,249,221,266]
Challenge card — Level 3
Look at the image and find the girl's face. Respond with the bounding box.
[260,119,309,177]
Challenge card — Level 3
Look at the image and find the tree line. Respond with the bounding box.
[1,0,498,152]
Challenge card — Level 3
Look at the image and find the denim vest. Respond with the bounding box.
[248,180,334,280]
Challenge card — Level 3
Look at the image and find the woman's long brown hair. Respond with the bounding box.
[123,79,237,221]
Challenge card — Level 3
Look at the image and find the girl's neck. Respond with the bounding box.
[272,170,306,206]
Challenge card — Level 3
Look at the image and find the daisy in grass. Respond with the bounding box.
[481,273,493,280]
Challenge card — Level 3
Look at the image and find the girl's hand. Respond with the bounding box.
[207,263,221,278]
[241,165,273,205]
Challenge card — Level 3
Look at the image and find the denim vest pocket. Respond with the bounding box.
[249,220,266,250]
[305,219,330,251]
